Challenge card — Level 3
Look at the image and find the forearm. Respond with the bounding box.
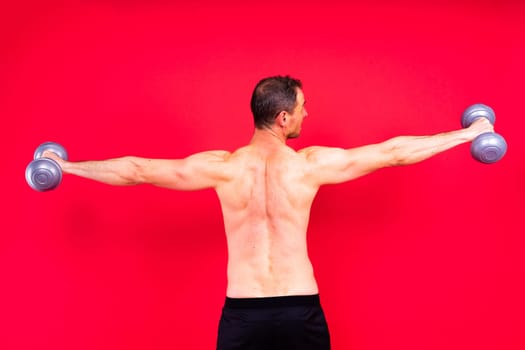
[60,156,144,186]
[386,128,475,166]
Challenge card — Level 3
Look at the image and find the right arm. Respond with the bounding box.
[301,118,494,186]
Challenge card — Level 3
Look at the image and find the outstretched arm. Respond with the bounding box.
[43,150,232,191]
[301,118,494,185]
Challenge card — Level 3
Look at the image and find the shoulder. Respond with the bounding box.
[202,147,253,172]
[298,146,347,163]
[186,150,232,162]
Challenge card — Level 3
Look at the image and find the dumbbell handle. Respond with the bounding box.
[461,103,496,128]
[34,141,68,161]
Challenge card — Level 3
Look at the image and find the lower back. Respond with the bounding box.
[224,224,319,298]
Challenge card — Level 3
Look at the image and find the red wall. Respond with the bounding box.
[2,1,524,349]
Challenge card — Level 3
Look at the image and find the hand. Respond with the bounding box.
[42,150,67,168]
[467,118,494,140]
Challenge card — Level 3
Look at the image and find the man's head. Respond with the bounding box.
[250,76,307,138]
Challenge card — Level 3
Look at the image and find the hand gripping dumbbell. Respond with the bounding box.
[25,142,68,191]
[461,104,507,164]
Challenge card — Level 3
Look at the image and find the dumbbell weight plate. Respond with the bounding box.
[34,142,68,161]
[25,158,63,191]
[461,104,496,128]
[470,132,507,164]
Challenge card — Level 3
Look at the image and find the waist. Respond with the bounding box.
[226,257,318,298]
[224,294,321,309]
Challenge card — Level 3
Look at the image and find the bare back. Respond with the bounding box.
[216,140,320,298]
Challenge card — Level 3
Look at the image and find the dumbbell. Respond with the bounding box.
[461,104,507,164]
[25,142,68,191]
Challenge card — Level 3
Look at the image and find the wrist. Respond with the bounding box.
[457,128,476,143]
[57,159,73,174]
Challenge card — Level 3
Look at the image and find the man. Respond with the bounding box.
[44,76,493,349]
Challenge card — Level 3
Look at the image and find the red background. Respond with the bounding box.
[2,1,524,349]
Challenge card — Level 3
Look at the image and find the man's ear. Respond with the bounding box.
[276,111,287,127]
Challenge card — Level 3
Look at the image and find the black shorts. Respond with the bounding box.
[216,294,331,350]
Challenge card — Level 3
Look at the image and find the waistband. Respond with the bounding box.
[224,294,320,309]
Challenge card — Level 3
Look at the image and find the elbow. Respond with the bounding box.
[386,137,411,166]
[120,157,146,185]
[391,150,409,166]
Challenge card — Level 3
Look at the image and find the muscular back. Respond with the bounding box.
[216,142,320,298]
[52,82,489,299]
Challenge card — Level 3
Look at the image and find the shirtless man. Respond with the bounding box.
[44,76,493,349]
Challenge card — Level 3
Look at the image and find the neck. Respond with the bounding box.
[251,127,287,145]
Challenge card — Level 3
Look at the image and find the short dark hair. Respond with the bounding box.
[250,75,303,129]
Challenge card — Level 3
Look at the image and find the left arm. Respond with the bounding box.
[44,150,233,191]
